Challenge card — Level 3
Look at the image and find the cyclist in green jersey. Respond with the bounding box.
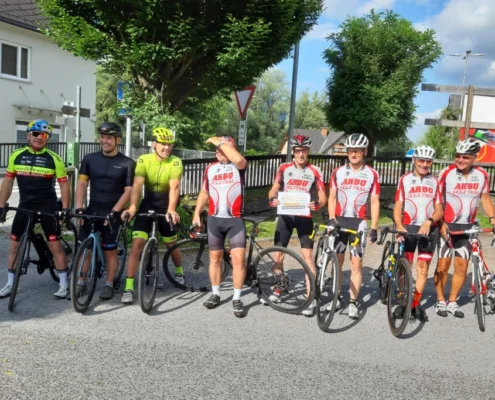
[0,119,71,299]
[121,127,184,304]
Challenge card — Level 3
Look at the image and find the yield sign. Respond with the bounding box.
[234,86,256,120]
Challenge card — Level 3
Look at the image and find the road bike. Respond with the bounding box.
[375,225,432,337]
[449,223,495,332]
[70,214,127,313]
[163,214,315,314]
[311,222,361,330]
[5,205,78,312]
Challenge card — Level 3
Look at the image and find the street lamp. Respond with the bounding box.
[448,49,485,86]
[448,50,485,120]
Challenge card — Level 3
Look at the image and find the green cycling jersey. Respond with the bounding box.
[135,153,183,210]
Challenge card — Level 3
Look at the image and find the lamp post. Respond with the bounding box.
[286,41,299,161]
[448,50,485,119]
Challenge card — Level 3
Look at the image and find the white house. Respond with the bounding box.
[0,0,96,143]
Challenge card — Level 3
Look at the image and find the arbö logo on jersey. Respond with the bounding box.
[408,186,434,197]
[212,171,235,184]
[341,178,367,188]
[286,178,310,190]
[454,183,478,190]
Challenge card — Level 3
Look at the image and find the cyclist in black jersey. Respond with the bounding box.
[0,119,71,299]
[75,123,135,300]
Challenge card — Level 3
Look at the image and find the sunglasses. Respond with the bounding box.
[31,131,50,140]
[293,148,309,154]
[347,149,364,154]
[455,154,473,160]
[415,159,433,165]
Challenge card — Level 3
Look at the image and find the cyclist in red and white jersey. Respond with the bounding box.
[268,135,327,316]
[328,133,380,319]
[434,138,495,318]
[193,136,247,318]
[393,145,443,322]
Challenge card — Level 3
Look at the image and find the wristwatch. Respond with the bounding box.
[216,140,224,148]
[427,217,434,223]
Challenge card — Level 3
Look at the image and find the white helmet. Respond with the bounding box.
[345,133,369,149]
[413,145,435,160]
[455,138,480,155]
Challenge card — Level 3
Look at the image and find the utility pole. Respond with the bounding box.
[286,41,300,162]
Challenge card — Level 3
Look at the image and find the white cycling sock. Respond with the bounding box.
[233,288,242,301]
[58,271,68,287]
[212,285,220,296]
[7,271,14,286]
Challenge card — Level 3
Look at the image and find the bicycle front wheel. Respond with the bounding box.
[138,238,159,314]
[163,238,229,292]
[9,235,30,312]
[50,221,79,282]
[71,237,99,313]
[378,241,391,305]
[254,246,315,314]
[386,258,413,337]
[473,257,486,332]
[316,251,340,331]
[113,228,128,290]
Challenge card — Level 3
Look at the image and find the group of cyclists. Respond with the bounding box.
[0,118,494,323]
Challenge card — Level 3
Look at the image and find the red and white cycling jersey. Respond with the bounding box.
[273,162,325,217]
[330,164,380,219]
[395,172,441,226]
[202,162,246,218]
[438,165,489,224]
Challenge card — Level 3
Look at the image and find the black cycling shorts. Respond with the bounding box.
[334,217,367,258]
[274,215,313,249]
[11,201,60,242]
[132,203,176,243]
[438,223,472,260]
[402,224,438,263]
[78,212,122,251]
[207,216,246,251]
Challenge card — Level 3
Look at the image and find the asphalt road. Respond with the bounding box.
[1,232,495,399]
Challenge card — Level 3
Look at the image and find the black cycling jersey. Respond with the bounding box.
[79,151,135,214]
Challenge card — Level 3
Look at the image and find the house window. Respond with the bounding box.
[1,41,30,80]
[16,120,61,143]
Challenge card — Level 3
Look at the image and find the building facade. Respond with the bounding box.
[0,2,96,143]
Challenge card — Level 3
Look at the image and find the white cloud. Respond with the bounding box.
[323,0,395,19]
[418,0,495,86]
[303,23,339,41]
[408,108,443,142]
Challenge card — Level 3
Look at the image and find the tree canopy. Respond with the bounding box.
[38,0,322,111]
[324,10,442,154]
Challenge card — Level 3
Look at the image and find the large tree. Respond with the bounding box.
[324,10,442,156]
[38,0,322,111]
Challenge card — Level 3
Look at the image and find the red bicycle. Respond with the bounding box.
[450,223,495,332]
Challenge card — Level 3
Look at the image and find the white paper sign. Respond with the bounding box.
[277,192,310,216]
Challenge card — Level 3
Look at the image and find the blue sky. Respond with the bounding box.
[275,0,495,142]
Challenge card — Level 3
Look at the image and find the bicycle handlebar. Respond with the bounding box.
[377,226,431,246]
[6,205,60,219]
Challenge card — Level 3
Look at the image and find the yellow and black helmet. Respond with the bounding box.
[152,127,175,144]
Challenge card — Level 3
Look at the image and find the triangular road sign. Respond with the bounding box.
[235,86,256,120]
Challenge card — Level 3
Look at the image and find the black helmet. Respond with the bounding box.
[98,122,122,137]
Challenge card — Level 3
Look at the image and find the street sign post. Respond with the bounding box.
[234,86,256,154]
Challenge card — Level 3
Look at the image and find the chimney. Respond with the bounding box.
[321,127,328,137]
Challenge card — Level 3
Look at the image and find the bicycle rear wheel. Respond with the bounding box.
[138,238,159,313]
[163,238,229,292]
[50,221,79,282]
[378,241,391,305]
[386,257,412,337]
[8,235,30,312]
[473,257,486,332]
[71,237,99,313]
[113,228,128,290]
[316,251,340,331]
[254,246,315,314]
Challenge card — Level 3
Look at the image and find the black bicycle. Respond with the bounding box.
[163,215,314,314]
[375,225,432,337]
[5,205,78,312]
